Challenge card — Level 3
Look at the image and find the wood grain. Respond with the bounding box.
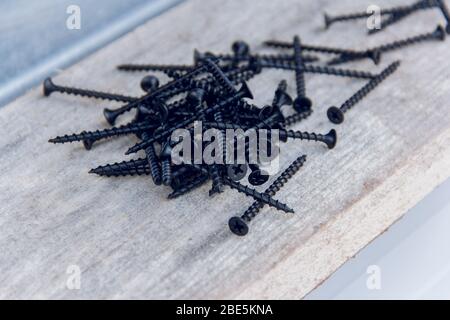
[1,0,450,299]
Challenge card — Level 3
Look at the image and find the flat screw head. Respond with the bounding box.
[368,50,382,65]
[227,164,248,181]
[140,75,160,92]
[228,217,249,236]
[327,106,345,124]
[324,129,338,149]
[248,169,270,186]
[43,77,56,96]
[435,25,446,40]
[82,138,94,150]
[293,96,313,113]
[232,40,250,57]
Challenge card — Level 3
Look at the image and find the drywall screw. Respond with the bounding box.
[117,63,194,72]
[265,40,381,65]
[326,50,382,66]
[323,0,438,28]
[140,75,160,93]
[203,58,237,95]
[125,82,253,155]
[103,60,218,125]
[89,159,149,177]
[377,24,446,50]
[257,60,376,79]
[43,78,136,103]
[48,122,156,145]
[160,140,173,186]
[283,109,313,127]
[327,61,401,124]
[292,36,312,113]
[141,132,162,185]
[168,174,209,199]
[222,177,294,213]
[229,155,307,236]
[328,25,445,65]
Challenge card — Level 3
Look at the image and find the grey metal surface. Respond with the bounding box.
[0,0,184,107]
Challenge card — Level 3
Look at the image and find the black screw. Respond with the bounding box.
[103,60,218,125]
[226,164,248,181]
[292,36,312,113]
[140,75,160,93]
[168,174,209,199]
[222,176,294,213]
[203,58,237,95]
[327,61,401,124]
[125,82,253,155]
[160,140,173,186]
[89,159,149,177]
[43,78,136,103]
[248,166,270,186]
[141,132,162,186]
[48,122,156,146]
[229,155,307,236]
[258,60,376,79]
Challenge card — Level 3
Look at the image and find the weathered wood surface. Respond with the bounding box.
[1,0,450,299]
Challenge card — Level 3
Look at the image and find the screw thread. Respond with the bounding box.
[223,177,294,213]
[204,59,237,94]
[89,159,149,177]
[49,122,155,144]
[161,159,172,186]
[293,36,306,97]
[117,64,193,72]
[141,132,162,185]
[374,26,444,53]
[168,174,209,199]
[283,110,313,127]
[340,61,400,113]
[242,155,306,222]
[304,65,376,79]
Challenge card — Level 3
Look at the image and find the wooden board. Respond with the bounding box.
[1,0,450,299]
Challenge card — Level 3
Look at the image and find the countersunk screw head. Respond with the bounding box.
[367,50,382,65]
[43,77,57,96]
[293,96,313,113]
[324,13,332,29]
[227,164,248,181]
[228,216,249,236]
[232,40,250,57]
[327,106,345,124]
[140,75,160,92]
[434,25,446,41]
[324,129,338,149]
[248,169,270,186]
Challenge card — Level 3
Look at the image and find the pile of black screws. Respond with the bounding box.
[44,1,448,236]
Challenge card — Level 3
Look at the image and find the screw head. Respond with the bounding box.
[446,23,450,35]
[232,40,250,57]
[103,108,118,126]
[435,25,446,41]
[43,78,56,96]
[248,169,270,186]
[83,139,94,150]
[324,13,332,29]
[228,217,249,236]
[238,82,254,100]
[368,50,382,65]
[227,164,248,181]
[141,75,160,92]
[293,96,313,113]
[327,106,345,124]
[324,129,338,149]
